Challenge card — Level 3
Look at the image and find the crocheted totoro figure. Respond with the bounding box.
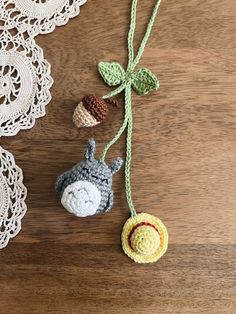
[55,138,123,217]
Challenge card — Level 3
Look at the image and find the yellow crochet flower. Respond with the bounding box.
[121,213,168,263]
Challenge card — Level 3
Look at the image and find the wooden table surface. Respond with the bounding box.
[0,0,236,313]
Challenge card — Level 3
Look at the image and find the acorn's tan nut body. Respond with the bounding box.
[73,95,109,128]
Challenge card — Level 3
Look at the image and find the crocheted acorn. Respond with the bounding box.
[73,95,117,128]
[55,138,123,217]
[121,213,168,263]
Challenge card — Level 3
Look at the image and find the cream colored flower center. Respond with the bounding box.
[130,225,160,256]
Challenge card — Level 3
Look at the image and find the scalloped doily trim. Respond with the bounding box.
[0,0,87,37]
[0,25,53,136]
[0,146,27,249]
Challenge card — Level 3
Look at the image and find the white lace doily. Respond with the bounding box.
[0,0,87,37]
[0,146,27,249]
[0,25,53,136]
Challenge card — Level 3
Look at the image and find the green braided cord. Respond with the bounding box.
[130,0,162,71]
[100,82,132,161]
[100,0,162,216]
[100,117,128,162]
[102,83,126,100]
[124,85,137,217]
[127,0,138,71]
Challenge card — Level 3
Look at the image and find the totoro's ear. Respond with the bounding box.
[85,138,96,161]
[109,157,123,174]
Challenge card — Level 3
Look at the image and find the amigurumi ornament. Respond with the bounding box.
[73,95,118,128]
[55,138,123,217]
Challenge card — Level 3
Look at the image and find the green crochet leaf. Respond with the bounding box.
[98,62,126,86]
[132,68,159,95]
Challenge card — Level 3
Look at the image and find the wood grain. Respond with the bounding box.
[0,0,236,313]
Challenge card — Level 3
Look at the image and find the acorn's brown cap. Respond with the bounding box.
[82,95,109,122]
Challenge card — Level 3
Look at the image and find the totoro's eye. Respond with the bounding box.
[82,167,89,174]
[102,178,109,184]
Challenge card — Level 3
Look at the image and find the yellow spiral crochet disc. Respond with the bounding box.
[121,213,168,263]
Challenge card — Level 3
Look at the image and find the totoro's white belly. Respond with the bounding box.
[61,180,101,217]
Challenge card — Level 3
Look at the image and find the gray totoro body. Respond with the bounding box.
[55,138,123,217]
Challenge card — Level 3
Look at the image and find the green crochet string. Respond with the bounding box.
[100,0,162,217]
